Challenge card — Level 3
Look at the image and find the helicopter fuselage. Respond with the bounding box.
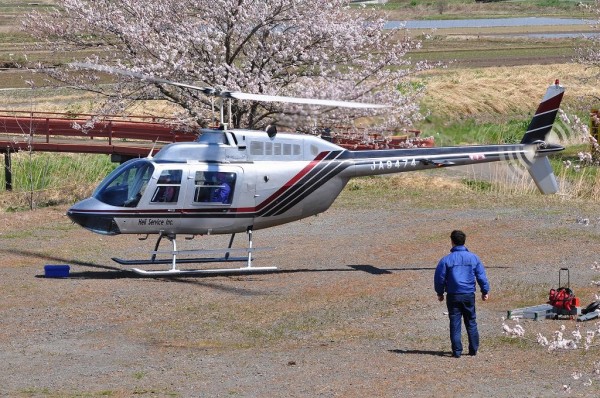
[68,129,350,236]
[67,126,562,237]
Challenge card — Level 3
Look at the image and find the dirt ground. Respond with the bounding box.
[2,178,600,397]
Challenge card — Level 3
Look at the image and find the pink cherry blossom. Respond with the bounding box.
[23,0,431,132]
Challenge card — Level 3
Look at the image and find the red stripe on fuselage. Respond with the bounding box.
[236,151,331,213]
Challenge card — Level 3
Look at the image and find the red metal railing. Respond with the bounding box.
[0,110,196,157]
[0,110,434,157]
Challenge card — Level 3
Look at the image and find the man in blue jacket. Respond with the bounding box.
[434,230,490,358]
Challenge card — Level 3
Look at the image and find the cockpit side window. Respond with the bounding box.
[151,170,182,203]
[193,171,236,204]
[94,160,154,207]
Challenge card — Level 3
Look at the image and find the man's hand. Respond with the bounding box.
[437,294,444,302]
[482,293,489,301]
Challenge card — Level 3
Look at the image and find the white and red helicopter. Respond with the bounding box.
[66,66,565,276]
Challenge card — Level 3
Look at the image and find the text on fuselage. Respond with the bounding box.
[138,218,174,226]
[371,158,417,170]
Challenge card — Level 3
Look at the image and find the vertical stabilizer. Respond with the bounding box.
[519,80,564,194]
[521,80,564,144]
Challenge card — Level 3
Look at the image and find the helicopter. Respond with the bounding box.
[66,65,565,276]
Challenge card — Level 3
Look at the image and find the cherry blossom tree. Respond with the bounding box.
[24,0,427,132]
[575,1,600,68]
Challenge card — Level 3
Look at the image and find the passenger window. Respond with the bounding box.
[250,141,264,155]
[151,170,182,203]
[193,171,236,204]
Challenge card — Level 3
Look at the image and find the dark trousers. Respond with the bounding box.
[446,293,479,357]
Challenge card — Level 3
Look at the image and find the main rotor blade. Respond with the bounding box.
[227,91,389,109]
[69,62,215,95]
[69,62,389,109]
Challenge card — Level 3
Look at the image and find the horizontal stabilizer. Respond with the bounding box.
[527,157,559,194]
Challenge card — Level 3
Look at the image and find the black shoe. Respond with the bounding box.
[468,351,477,356]
[453,353,461,358]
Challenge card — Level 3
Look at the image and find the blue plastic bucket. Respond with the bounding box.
[44,265,70,278]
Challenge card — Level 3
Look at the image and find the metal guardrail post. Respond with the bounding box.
[45,118,50,143]
[4,150,11,191]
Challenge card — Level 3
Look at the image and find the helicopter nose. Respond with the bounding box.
[67,198,121,235]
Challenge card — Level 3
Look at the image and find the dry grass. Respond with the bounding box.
[418,63,600,121]
[347,172,468,192]
[557,165,600,200]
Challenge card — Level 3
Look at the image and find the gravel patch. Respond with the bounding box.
[1,187,600,397]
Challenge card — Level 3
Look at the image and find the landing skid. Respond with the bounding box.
[130,265,277,276]
[113,230,277,276]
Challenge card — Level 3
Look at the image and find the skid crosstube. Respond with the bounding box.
[113,230,277,275]
[112,256,248,266]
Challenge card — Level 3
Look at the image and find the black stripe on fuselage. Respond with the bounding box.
[272,154,353,217]
[260,150,348,217]
[346,144,523,161]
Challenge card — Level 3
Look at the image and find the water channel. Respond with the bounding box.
[386,17,595,30]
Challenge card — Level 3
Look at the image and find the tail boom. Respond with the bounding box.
[340,80,566,194]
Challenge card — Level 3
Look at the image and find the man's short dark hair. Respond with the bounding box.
[450,230,466,246]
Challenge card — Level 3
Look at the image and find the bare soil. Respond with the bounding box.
[1,178,600,397]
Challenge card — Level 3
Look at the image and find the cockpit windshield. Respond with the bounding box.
[93,159,154,207]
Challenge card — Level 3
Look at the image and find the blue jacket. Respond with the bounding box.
[434,245,490,296]
[210,182,231,203]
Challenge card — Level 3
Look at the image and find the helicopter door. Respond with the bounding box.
[182,166,250,233]
[117,168,184,234]
[145,169,184,232]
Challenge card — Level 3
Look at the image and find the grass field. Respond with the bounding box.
[383,0,598,19]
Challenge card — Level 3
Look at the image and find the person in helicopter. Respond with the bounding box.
[154,175,178,203]
[210,172,231,203]
[211,117,224,130]
[161,183,177,202]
